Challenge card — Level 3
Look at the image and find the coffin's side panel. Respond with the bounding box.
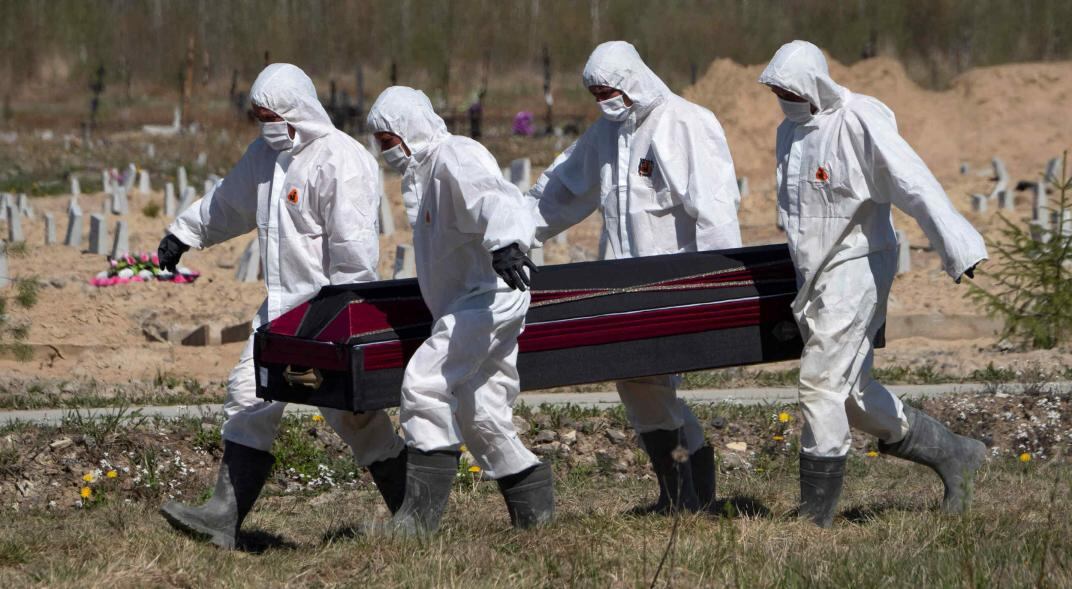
[255,332,359,412]
[517,319,803,390]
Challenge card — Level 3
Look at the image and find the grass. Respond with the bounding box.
[140,201,161,218]
[0,375,221,410]
[0,395,1069,586]
[0,454,1068,587]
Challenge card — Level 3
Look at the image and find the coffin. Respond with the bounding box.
[254,244,829,412]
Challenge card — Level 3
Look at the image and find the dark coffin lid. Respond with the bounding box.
[262,243,800,346]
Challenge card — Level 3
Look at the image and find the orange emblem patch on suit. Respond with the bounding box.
[286,188,299,204]
[815,166,829,182]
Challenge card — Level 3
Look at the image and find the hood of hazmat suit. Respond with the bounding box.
[528,40,742,259]
[759,41,987,458]
[366,86,535,318]
[168,63,382,328]
[367,86,452,227]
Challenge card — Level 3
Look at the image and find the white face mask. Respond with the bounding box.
[598,94,632,122]
[778,98,814,124]
[260,121,295,151]
[381,143,411,173]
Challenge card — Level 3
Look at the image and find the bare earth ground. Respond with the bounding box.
[3,56,1072,387]
[0,396,1069,587]
[2,175,1070,388]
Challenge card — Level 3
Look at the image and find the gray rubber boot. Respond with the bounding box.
[366,449,458,536]
[691,445,717,510]
[637,428,700,513]
[879,404,987,514]
[497,462,555,529]
[367,447,408,514]
[799,453,846,528]
[160,441,275,549]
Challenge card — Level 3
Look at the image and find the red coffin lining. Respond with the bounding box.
[270,302,311,337]
[258,336,350,371]
[361,295,794,371]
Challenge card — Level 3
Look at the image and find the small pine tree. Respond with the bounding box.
[968,153,1072,349]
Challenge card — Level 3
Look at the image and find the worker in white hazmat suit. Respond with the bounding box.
[526,41,741,513]
[155,64,406,548]
[758,41,988,527]
[365,86,553,535]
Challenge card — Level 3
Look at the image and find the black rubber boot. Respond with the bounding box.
[691,445,717,510]
[497,462,555,529]
[637,428,700,513]
[366,449,458,536]
[799,453,846,528]
[879,404,987,514]
[160,441,275,549]
[367,448,408,514]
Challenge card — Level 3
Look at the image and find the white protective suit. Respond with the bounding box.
[168,64,404,464]
[527,41,742,451]
[759,41,988,457]
[367,87,540,479]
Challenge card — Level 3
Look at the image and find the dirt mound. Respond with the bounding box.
[684,54,1072,183]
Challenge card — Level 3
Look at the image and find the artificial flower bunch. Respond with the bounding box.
[90,251,200,287]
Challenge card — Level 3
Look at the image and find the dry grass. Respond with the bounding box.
[0,448,1069,588]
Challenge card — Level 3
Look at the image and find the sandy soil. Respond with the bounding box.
[2,55,1070,387]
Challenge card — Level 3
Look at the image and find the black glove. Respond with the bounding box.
[157,234,190,273]
[492,243,539,292]
[956,264,977,284]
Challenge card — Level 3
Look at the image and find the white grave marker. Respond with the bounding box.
[64,205,83,248]
[110,220,129,259]
[44,213,56,245]
[87,214,108,254]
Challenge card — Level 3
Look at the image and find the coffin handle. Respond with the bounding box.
[284,366,323,391]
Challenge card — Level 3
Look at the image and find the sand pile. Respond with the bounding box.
[684,54,1072,184]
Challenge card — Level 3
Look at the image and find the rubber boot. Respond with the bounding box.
[160,441,275,549]
[366,449,458,536]
[637,428,700,513]
[497,462,555,529]
[367,447,408,514]
[799,453,846,528]
[691,445,717,510]
[879,404,987,514]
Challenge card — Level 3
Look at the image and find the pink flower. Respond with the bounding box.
[151,252,160,265]
[115,277,130,285]
[109,259,118,268]
[140,253,150,263]
[125,255,135,265]
[172,275,187,284]
[131,276,143,282]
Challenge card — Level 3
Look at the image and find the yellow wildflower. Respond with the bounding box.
[1019,452,1032,463]
[80,487,92,499]
[778,412,791,423]
[866,450,879,458]
[106,470,118,479]
[82,472,95,483]
[468,465,481,473]
[459,444,468,453]
[311,414,324,423]
[772,435,784,442]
